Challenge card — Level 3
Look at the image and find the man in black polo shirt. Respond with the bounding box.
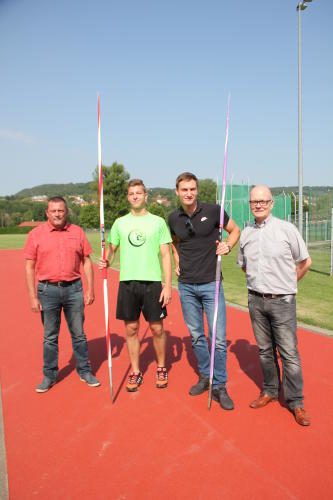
[168,172,240,410]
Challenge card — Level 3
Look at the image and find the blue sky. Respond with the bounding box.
[0,0,332,195]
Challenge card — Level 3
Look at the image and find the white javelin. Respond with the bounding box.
[97,94,114,402]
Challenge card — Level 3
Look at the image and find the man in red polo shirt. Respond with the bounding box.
[24,196,100,392]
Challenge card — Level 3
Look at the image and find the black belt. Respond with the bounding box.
[248,289,294,299]
[40,279,80,288]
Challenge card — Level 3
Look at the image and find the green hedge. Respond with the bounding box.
[0,227,33,235]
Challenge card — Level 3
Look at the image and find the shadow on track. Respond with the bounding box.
[57,333,125,382]
[229,338,262,390]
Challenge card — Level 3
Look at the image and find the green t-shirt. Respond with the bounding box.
[108,212,172,281]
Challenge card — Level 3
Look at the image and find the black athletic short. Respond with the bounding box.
[116,280,167,322]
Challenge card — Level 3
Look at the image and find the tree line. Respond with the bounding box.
[0,163,217,230]
[14,182,94,199]
[79,163,217,229]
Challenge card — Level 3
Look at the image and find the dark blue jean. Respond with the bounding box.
[37,279,90,380]
[178,281,227,388]
[248,293,304,409]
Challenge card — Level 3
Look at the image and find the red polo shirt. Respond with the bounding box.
[24,221,93,282]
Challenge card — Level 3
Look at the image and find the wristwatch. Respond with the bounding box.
[227,245,232,254]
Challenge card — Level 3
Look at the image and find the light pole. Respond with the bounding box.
[297,0,312,237]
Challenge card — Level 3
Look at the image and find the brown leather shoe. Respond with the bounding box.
[293,407,310,426]
[249,393,277,409]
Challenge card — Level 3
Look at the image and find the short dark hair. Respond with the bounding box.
[175,172,198,189]
[127,179,147,193]
[47,196,68,209]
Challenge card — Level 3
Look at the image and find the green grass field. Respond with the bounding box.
[0,234,28,249]
[2,232,332,332]
[307,243,331,275]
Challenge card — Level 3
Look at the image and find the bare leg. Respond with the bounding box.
[125,320,140,372]
[150,321,166,367]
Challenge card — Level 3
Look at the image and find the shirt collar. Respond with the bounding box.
[47,221,70,232]
[254,214,273,228]
[178,200,202,217]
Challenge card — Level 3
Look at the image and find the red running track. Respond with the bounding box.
[0,250,333,499]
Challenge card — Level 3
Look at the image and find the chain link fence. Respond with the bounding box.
[302,209,333,276]
[219,184,333,276]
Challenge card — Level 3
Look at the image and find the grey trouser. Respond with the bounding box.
[248,292,304,410]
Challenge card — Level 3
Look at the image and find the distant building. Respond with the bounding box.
[153,196,171,207]
[31,195,48,202]
[70,196,89,207]
[18,221,44,228]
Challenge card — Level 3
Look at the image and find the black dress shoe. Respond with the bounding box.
[212,384,234,410]
[189,375,209,396]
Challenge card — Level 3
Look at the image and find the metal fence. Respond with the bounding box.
[221,184,292,230]
[219,184,333,276]
[302,208,333,276]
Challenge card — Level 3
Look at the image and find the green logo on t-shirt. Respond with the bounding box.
[128,229,146,247]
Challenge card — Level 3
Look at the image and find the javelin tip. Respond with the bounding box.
[208,383,213,410]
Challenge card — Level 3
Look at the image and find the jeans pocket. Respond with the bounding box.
[37,282,47,295]
[248,292,254,306]
[278,295,296,305]
[73,279,83,293]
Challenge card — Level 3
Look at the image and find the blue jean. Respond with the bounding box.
[178,281,227,388]
[37,279,90,380]
[248,293,304,409]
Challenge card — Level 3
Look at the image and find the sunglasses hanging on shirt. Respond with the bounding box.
[185,218,195,236]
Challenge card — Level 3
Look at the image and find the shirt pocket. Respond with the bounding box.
[262,239,290,267]
[68,237,80,251]
[66,237,81,269]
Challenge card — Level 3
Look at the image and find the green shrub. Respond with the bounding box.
[0,227,33,235]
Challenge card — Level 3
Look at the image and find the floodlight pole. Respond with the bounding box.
[297,0,312,237]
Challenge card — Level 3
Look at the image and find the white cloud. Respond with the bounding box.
[0,129,33,144]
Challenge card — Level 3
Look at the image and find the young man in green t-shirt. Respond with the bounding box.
[100,179,172,392]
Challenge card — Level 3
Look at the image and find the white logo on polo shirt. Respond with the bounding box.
[201,217,208,222]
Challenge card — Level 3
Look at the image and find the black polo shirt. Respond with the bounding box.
[168,202,229,283]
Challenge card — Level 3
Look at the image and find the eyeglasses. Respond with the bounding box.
[249,200,272,207]
[185,218,195,235]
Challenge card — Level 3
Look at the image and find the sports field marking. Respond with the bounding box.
[0,383,9,500]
